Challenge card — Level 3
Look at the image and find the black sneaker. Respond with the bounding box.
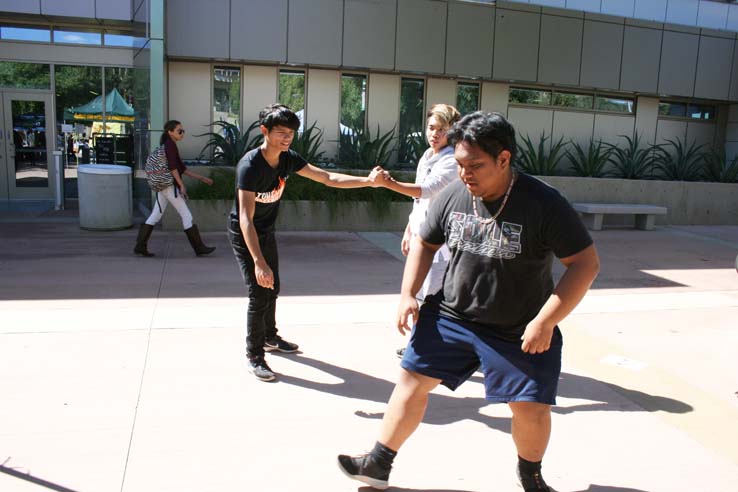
[395,347,405,359]
[517,467,551,492]
[247,357,276,382]
[337,453,390,490]
[264,336,299,353]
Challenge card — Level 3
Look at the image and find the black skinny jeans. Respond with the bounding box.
[229,229,280,360]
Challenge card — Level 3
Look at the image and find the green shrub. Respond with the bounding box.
[195,120,262,167]
[338,126,396,169]
[653,137,705,182]
[404,132,427,165]
[702,148,738,183]
[566,138,612,177]
[605,134,659,180]
[290,121,326,164]
[516,133,567,176]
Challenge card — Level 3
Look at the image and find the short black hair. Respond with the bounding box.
[446,111,517,164]
[259,104,300,131]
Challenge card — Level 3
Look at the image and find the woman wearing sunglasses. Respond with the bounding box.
[134,119,216,257]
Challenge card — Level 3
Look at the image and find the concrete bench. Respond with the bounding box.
[572,203,668,231]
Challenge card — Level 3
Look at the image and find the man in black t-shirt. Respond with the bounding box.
[229,104,382,382]
[338,112,600,491]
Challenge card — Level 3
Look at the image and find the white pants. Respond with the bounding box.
[145,185,193,229]
[417,241,450,302]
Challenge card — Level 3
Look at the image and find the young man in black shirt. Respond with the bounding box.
[338,112,600,491]
[229,104,381,382]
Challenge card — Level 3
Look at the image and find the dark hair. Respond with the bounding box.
[446,112,516,164]
[160,120,181,145]
[259,104,300,131]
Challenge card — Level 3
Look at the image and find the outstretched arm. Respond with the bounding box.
[297,163,379,189]
[521,244,600,353]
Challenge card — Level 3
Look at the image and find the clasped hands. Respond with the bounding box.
[368,166,393,187]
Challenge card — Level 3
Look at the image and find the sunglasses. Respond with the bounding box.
[176,129,185,135]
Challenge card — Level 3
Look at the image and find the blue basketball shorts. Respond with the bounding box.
[400,311,563,404]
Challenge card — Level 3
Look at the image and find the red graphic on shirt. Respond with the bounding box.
[255,177,286,204]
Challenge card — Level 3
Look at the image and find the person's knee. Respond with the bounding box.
[247,294,271,313]
[396,369,440,398]
[509,402,551,422]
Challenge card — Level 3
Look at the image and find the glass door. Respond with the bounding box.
[1,92,53,200]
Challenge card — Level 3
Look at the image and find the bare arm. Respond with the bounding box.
[296,163,375,188]
[396,235,442,335]
[521,244,600,353]
[238,189,273,289]
[378,176,423,199]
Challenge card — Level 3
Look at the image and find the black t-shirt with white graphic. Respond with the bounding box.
[230,148,307,233]
[419,172,593,341]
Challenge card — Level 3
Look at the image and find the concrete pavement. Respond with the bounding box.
[1,219,737,492]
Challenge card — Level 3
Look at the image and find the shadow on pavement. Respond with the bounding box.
[279,356,692,433]
[0,463,79,492]
[575,486,652,492]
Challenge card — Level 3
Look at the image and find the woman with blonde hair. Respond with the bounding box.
[372,103,461,356]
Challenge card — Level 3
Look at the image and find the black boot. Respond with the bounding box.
[134,224,155,257]
[184,224,216,256]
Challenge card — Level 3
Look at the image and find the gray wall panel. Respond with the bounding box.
[580,20,623,90]
[396,0,446,74]
[658,31,698,97]
[620,26,662,93]
[95,0,132,20]
[538,14,582,86]
[445,2,494,78]
[694,36,733,100]
[0,0,40,14]
[231,0,287,63]
[42,0,95,17]
[343,0,396,70]
[166,0,229,58]
[493,9,540,82]
[730,42,738,102]
[288,0,343,66]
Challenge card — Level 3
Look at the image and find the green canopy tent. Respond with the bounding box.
[63,88,135,123]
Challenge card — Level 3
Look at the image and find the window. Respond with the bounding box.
[104,33,145,48]
[399,78,425,162]
[213,66,241,128]
[457,82,480,115]
[340,74,367,134]
[659,101,714,120]
[595,96,635,114]
[553,92,593,110]
[53,30,101,45]
[509,87,551,106]
[0,61,50,89]
[0,26,50,42]
[278,70,305,130]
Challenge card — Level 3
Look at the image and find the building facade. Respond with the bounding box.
[1,0,737,212]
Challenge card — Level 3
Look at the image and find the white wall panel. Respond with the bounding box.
[686,122,715,148]
[565,0,601,13]
[481,82,509,116]
[396,0,446,74]
[635,97,659,144]
[658,31,699,97]
[445,2,494,78]
[508,107,554,143]
[620,27,662,93]
[41,0,94,17]
[426,78,456,114]
[0,0,40,13]
[694,36,733,100]
[367,73,400,159]
[306,69,340,159]
[729,5,738,31]
[593,114,636,144]
[552,111,594,148]
[655,119,688,146]
[95,0,132,20]
[580,20,623,90]
[343,0,396,70]
[231,0,287,63]
[168,62,211,160]
[166,0,229,59]
[288,0,342,66]
[538,14,582,86]
[241,65,278,126]
[493,9,540,82]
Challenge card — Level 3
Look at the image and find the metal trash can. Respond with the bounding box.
[78,164,133,230]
